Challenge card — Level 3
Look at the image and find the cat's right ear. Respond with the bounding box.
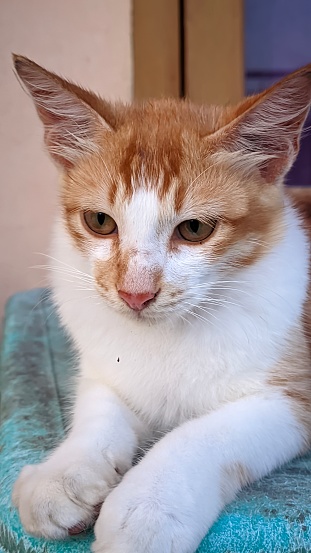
[209,64,311,184]
[13,55,113,169]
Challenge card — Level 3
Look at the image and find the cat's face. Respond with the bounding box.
[13,56,311,321]
[60,105,283,320]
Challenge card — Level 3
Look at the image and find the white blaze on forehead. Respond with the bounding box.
[120,188,164,249]
[119,188,169,292]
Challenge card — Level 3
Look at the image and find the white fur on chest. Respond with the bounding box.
[51,204,309,431]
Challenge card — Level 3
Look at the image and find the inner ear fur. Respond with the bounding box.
[209,64,311,183]
[13,55,118,169]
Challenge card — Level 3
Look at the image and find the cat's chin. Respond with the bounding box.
[114,304,190,326]
[118,307,164,324]
[106,301,172,325]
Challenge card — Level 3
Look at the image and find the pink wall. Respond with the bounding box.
[0,0,132,322]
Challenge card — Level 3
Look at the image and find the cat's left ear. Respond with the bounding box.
[210,64,311,183]
[13,55,115,169]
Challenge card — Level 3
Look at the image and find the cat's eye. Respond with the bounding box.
[83,211,117,235]
[177,219,216,242]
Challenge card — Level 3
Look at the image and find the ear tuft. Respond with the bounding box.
[13,55,111,169]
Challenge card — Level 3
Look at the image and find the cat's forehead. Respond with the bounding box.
[112,99,237,152]
[64,99,253,219]
[65,102,251,220]
[116,99,234,133]
[91,100,237,206]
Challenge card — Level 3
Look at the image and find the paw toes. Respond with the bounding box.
[68,521,88,535]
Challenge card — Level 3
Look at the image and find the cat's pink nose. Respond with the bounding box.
[118,290,157,311]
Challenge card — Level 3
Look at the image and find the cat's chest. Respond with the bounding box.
[81,313,269,430]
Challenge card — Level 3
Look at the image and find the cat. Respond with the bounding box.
[12,55,311,553]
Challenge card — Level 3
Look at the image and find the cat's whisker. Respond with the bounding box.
[32,266,95,288]
[188,280,249,288]
[54,276,94,289]
[199,300,241,313]
[184,303,222,328]
[34,253,93,280]
[98,152,114,184]
[184,301,219,313]
[185,308,220,330]
[187,155,231,189]
[23,290,52,331]
[29,275,53,289]
[193,280,249,287]
[188,167,213,188]
[74,286,96,291]
[208,281,293,309]
[195,308,222,325]
[191,292,245,306]
[192,297,244,310]
[195,285,253,298]
[32,268,93,283]
[33,263,94,281]
[187,287,252,300]
[187,290,240,301]
[179,314,193,327]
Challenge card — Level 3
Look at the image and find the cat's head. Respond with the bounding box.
[14,55,311,321]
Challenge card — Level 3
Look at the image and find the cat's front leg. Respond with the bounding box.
[12,376,145,539]
[93,392,308,553]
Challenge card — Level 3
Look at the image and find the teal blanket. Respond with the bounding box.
[1,289,311,552]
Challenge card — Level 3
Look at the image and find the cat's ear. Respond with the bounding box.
[13,55,114,169]
[211,64,311,183]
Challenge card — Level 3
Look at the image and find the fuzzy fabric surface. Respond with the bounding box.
[1,288,311,553]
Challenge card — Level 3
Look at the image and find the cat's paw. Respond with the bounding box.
[93,498,182,553]
[12,453,122,539]
[92,468,197,553]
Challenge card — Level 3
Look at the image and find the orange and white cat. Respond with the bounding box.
[12,56,311,553]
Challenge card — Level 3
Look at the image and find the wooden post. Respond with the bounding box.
[184,0,244,104]
[133,0,244,104]
[133,0,181,99]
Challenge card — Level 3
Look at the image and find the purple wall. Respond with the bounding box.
[245,0,311,185]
